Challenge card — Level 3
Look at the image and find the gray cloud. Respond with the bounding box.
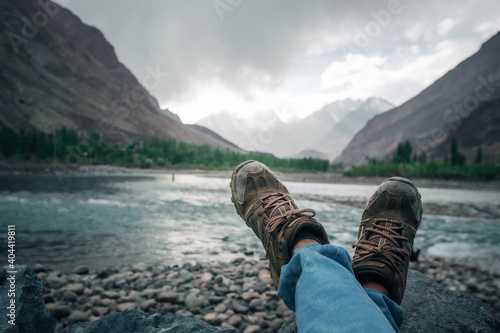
[56,0,499,116]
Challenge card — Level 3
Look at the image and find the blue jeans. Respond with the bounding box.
[278,243,404,332]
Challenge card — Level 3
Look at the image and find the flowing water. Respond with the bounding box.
[0,173,499,273]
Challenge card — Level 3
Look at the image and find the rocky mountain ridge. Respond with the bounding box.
[335,31,500,166]
[0,0,238,151]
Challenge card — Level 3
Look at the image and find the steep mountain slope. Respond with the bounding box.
[187,124,241,150]
[0,0,237,150]
[433,97,500,162]
[335,32,500,166]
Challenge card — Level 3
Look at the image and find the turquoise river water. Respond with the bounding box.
[0,173,499,273]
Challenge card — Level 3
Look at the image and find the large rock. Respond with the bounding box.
[58,309,236,333]
[0,265,56,333]
[277,270,500,333]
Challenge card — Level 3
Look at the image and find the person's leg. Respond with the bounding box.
[351,177,422,305]
[230,161,420,332]
[230,160,330,287]
[278,242,401,332]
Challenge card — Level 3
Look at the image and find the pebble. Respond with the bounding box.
[227,314,243,327]
[67,310,89,324]
[62,291,78,302]
[156,292,178,303]
[214,303,227,313]
[201,272,213,283]
[140,299,156,311]
[203,312,218,323]
[33,263,46,273]
[102,291,120,299]
[184,294,204,309]
[231,299,250,314]
[249,299,263,311]
[77,295,90,305]
[92,307,109,316]
[52,305,71,319]
[131,263,148,272]
[269,318,285,330]
[243,325,262,333]
[117,302,139,311]
[72,265,89,275]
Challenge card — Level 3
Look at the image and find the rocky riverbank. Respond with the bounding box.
[38,257,291,333]
[35,254,499,333]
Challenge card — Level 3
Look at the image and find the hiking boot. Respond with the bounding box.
[352,177,422,304]
[230,160,329,287]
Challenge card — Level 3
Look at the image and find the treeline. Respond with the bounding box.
[0,127,330,172]
[344,139,500,180]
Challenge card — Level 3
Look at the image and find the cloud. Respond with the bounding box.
[319,38,478,105]
[438,18,458,38]
[54,0,500,122]
[404,21,435,43]
[321,54,386,90]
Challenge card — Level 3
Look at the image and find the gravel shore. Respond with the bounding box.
[38,256,291,333]
[36,253,499,332]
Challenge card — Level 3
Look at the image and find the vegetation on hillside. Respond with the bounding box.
[0,127,330,172]
[344,139,500,180]
[1,127,498,180]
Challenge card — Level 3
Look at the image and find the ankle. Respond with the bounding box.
[362,281,389,297]
[292,239,319,254]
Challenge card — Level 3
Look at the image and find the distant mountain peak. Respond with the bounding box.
[196,97,393,159]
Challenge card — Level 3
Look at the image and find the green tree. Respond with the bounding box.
[0,128,18,157]
[403,140,412,163]
[418,151,427,164]
[392,140,412,164]
[474,146,482,164]
[450,137,465,166]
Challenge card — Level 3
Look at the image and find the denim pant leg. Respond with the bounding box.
[278,243,403,333]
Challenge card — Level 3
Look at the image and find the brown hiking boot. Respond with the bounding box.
[352,177,422,304]
[230,160,329,287]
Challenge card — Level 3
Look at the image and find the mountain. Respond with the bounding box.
[311,98,394,160]
[335,32,500,166]
[197,98,392,159]
[291,149,328,160]
[161,109,182,123]
[196,110,256,149]
[187,124,240,150]
[0,0,238,151]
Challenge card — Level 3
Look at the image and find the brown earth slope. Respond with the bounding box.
[0,0,239,150]
[335,32,500,166]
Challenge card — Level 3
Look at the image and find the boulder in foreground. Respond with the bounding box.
[58,309,236,333]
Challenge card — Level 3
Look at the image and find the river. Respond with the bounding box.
[0,173,499,273]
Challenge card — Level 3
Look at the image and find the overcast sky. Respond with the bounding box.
[54,0,499,124]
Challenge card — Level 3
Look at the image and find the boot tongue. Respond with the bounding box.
[368,220,400,249]
[368,197,401,248]
[267,196,293,218]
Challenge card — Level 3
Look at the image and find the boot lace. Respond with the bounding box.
[260,193,316,245]
[352,218,409,272]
